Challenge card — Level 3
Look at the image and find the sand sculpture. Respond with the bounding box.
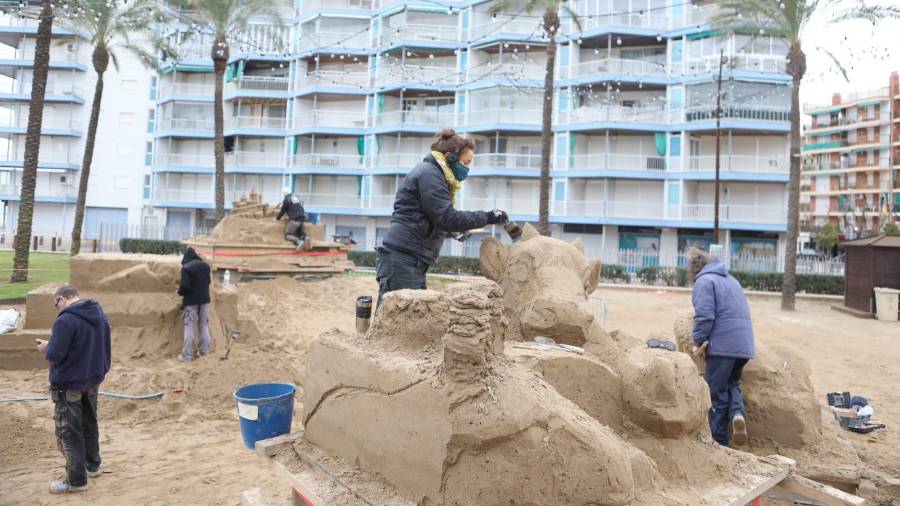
[301,226,795,504]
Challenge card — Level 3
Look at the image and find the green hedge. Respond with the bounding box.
[601,264,629,283]
[348,251,376,267]
[119,238,187,255]
[730,271,844,295]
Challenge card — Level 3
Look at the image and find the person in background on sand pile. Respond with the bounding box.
[178,247,211,363]
[35,284,111,494]
[276,187,312,252]
[376,128,509,306]
[688,247,756,447]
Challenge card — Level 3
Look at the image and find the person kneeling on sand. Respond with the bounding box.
[35,284,111,494]
[276,187,312,252]
[688,248,756,447]
[178,247,212,362]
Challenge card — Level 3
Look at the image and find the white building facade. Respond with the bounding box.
[0,11,152,243]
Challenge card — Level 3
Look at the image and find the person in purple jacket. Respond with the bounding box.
[688,248,756,447]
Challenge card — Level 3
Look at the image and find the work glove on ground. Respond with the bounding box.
[486,210,509,225]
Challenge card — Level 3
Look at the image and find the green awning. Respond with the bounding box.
[165,65,214,73]
[654,132,666,156]
[859,100,882,107]
[408,5,452,13]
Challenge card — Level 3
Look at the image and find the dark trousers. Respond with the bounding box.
[375,248,428,307]
[285,220,307,246]
[704,356,748,446]
[51,385,101,487]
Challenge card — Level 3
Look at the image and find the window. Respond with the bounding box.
[563,224,603,234]
[149,76,158,100]
[147,109,155,134]
[554,181,565,201]
[144,142,153,166]
[121,79,138,91]
[667,181,680,205]
[670,134,681,156]
[118,112,136,123]
[143,175,151,199]
[671,39,683,63]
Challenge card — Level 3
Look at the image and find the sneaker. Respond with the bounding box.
[87,467,102,478]
[302,236,312,251]
[49,480,89,494]
[177,354,191,363]
[731,413,748,446]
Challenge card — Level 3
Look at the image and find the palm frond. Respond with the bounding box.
[108,48,120,73]
[829,4,900,25]
[817,46,849,82]
[563,4,582,34]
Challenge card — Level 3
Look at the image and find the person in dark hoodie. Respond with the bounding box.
[688,248,756,447]
[35,284,111,494]
[376,128,508,305]
[177,247,211,362]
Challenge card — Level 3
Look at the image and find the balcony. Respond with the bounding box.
[683,105,790,123]
[557,200,665,220]
[565,153,666,172]
[0,150,81,166]
[0,82,84,99]
[225,151,285,168]
[574,6,670,31]
[159,117,214,132]
[299,0,373,14]
[381,24,459,46]
[460,196,538,216]
[474,152,541,170]
[375,152,423,168]
[568,58,667,79]
[683,155,787,173]
[804,87,890,112]
[296,31,371,53]
[469,18,541,40]
[685,54,786,74]
[224,116,287,131]
[0,114,81,131]
[152,188,214,203]
[156,153,214,167]
[488,63,546,81]
[376,109,455,127]
[376,65,457,87]
[681,204,786,224]
[466,108,542,125]
[370,193,395,209]
[565,105,670,124]
[226,76,289,92]
[158,82,213,100]
[0,183,76,200]
[302,109,367,129]
[292,153,366,169]
[298,70,370,89]
[295,192,363,208]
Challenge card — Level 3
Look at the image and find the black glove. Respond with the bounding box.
[486,209,509,225]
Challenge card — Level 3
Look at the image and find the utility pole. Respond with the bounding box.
[713,48,726,244]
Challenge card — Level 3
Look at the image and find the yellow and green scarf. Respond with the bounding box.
[431,151,461,203]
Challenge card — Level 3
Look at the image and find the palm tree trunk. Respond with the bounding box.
[538,10,559,237]
[212,38,228,224]
[11,0,52,283]
[782,44,806,311]
[71,45,109,256]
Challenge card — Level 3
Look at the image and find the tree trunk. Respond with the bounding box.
[538,10,559,237]
[11,0,52,283]
[71,44,109,256]
[782,44,806,311]
[212,38,228,224]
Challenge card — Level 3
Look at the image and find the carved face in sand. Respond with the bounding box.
[480,224,601,346]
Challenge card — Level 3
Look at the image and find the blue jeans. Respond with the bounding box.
[704,356,748,446]
[375,248,428,307]
[51,385,101,487]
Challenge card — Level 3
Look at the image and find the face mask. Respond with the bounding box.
[450,161,470,181]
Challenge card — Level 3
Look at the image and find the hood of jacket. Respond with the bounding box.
[182,247,201,265]
[697,258,728,278]
[59,299,106,328]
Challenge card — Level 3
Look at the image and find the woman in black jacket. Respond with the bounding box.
[377,128,508,304]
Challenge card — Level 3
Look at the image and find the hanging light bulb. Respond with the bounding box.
[616,37,622,45]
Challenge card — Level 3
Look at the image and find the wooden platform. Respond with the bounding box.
[247,434,867,506]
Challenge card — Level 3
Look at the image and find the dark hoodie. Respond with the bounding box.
[178,247,211,307]
[45,299,111,390]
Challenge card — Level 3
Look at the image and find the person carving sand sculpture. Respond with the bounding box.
[688,247,756,447]
[375,128,508,305]
[276,187,312,252]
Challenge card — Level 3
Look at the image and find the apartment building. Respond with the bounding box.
[0,11,153,240]
[147,0,792,261]
[801,72,899,240]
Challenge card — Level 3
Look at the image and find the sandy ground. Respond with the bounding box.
[1,278,898,505]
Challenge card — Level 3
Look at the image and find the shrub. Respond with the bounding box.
[348,251,376,268]
[119,238,186,255]
[347,252,481,275]
[729,271,843,295]
[601,264,629,283]
[637,266,659,285]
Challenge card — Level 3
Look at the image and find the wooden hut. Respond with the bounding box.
[839,234,900,314]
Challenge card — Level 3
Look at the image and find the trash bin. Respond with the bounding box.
[874,287,900,322]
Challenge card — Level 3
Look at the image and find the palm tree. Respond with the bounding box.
[10,0,52,283]
[491,1,580,236]
[58,0,170,256]
[173,0,282,224]
[712,0,900,310]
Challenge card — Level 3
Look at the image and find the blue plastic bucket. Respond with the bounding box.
[233,382,296,449]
